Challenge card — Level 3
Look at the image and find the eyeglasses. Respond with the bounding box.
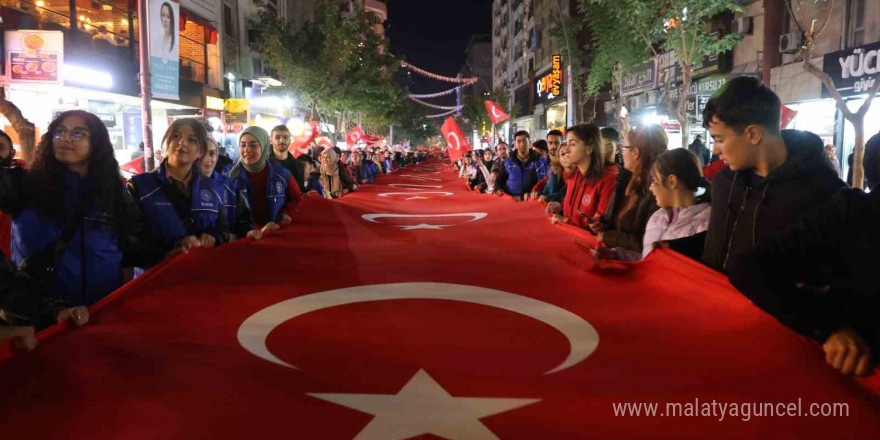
[53,128,90,142]
[619,145,635,151]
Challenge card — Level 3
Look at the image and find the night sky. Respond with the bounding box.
[386,0,494,107]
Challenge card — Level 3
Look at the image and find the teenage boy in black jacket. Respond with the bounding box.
[701,77,844,276]
[729,186,879,377]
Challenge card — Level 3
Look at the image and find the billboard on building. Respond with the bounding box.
[150,0,180,100]
[822,41,880,99]
[4,31,63,85]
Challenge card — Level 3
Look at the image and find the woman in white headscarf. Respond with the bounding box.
[230,126,303,234]
[319,148,346,199]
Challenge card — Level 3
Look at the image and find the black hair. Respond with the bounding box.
[547,129,563,139]
[270,124,290,134]
[514,130,530,139]
[28,110,125,229]
[702,76,781,135]
[0,129,12,147]
[532,139,548,152]
[160,2,175,51]
[296,154,319,168]
[162,118,209,158]
[600,127,620,143]
[654,148,703,191]
[565,124,606,183]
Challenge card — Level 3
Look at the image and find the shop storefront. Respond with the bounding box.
[532,55,566,139]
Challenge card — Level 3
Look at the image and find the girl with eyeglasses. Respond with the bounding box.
[0,110,159,330]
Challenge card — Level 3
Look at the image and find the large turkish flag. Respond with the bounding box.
[441,116,472,163]
[1,161,878,439]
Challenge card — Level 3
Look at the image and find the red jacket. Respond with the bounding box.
[532,174,550,194]
[563,165,618,229]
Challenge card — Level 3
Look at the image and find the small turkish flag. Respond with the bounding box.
[290,121,320,157]
[347,125,366,147]
[119,157,145,175]
[780,105,798,129]
[484,100,510,125]
[315,136,334,150]
[441,117,472,163]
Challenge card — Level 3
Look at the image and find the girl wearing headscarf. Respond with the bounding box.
[230,126,302,234]
[320,148,355,199]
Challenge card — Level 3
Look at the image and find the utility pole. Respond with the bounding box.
[553,0,576,127]
[137,0,155,172]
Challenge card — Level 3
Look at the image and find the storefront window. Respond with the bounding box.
[787,100,837,145]
[545,103,566,131]
[181,18,207,83]
[74,0,133,47]
[1,0,72,30]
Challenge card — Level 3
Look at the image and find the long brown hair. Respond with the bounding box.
[565,124,605,183]
[625,124,667,197]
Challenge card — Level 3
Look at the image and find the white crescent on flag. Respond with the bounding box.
[447,132,461,150]
[491,105,502,119]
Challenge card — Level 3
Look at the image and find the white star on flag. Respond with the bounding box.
[308,369,540,440]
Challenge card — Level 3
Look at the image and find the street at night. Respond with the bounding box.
[0,0,879,439]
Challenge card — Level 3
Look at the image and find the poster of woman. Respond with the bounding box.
[149,0,180,100]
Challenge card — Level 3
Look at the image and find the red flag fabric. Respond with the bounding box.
[119,156,144,175]
[485,100,510,125]
[1,162,879,439]
[315,136,335,150]
[781,105,798,129]
[347,125,367,147]
[290,121,320,157]
[441,116,472,163]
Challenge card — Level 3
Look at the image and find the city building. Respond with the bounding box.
[493,0,536,140]
[1,0,224,162]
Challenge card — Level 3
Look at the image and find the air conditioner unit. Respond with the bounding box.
[732,16,753,35]
[779,32,803,54]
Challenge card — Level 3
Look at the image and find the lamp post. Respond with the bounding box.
[553,0,576,127]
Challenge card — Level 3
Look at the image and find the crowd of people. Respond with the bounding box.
[1,76,878,380]
[0,111,428,352]
[453,77,880,378]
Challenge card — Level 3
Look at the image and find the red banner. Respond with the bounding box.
[484,100,510,125]
[441,116,472,163]
[1,162,878,439]
[347,125,366,147]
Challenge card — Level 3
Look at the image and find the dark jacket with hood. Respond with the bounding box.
[702,129,845,274]
[729,185,880,355]
[496,151,542,197]
[865,131,880,189]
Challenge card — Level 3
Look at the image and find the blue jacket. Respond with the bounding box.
[382,158,394,173]
[234,161,292,224]
[500,151,542,196]
[130,163,226,250]
[536,157,550,182]
[210,171,241,234]
[367,162,380,182]
[11,170,125,306]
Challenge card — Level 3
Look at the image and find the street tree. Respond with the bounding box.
[581,0,741,145]
[787,0,880,189]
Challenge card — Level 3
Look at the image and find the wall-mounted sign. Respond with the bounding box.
[224,99,249,124]
[621,59,657,96]
[149,0,180,100]
[822,41,880,98]
[534,55,564,105]
[4,31,63,85]
[206,96,225,111]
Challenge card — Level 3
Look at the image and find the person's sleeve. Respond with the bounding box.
[595,174,617,217]
[292,160,306,192]
[339,167,355,191]
[282,174,303,219]
[0,167,26,217]
[233,189,255,237]
[495,163,510,193]
[120,181,167,268]
[603,196,657,252]
[533,175,549,194]
[728,190,855,343]
[702,160,727,182]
